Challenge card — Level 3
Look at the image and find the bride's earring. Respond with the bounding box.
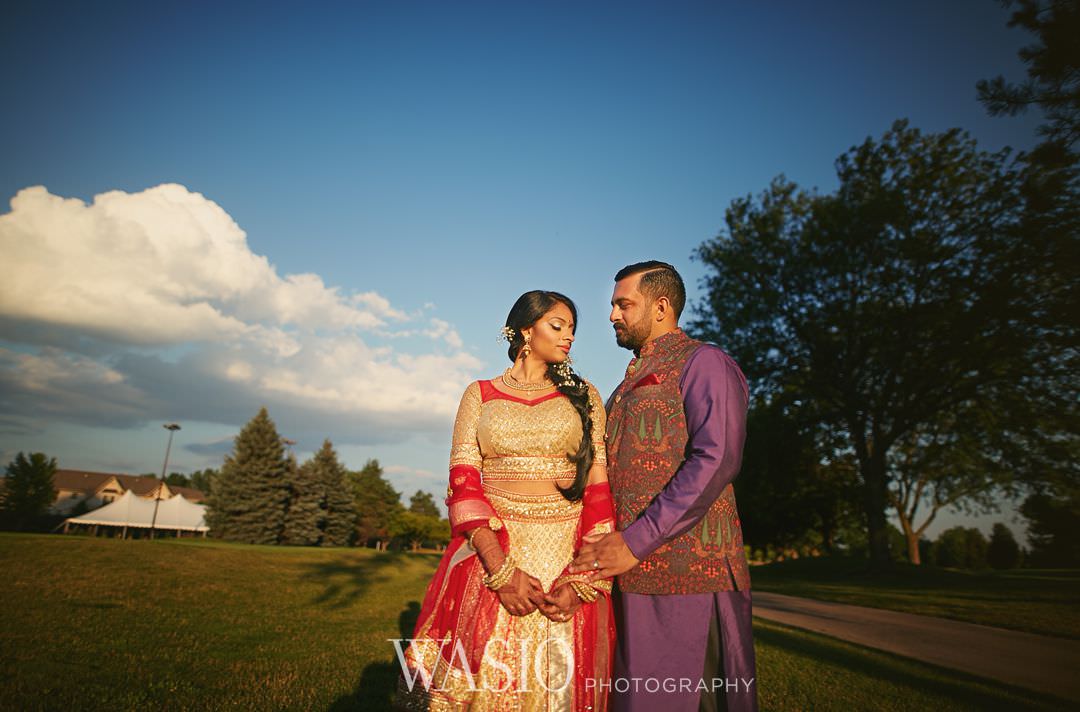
[521,334,532,358]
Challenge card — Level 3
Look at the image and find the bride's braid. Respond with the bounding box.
[547,360,593,502]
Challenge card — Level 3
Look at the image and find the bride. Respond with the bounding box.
[397,290,615,711]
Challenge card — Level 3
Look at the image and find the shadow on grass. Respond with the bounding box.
[299,551,398,608]
[327,600,422,712]
[756,620,1073,711]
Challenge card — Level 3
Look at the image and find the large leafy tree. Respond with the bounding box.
[205,408,290,544]
[1021,492,1080,566]
[1,452,57,529]
[933,527,989,570]
[736,401,860,557]
[987,522,1023,570]
[693,120,1075,567]
[408,490,441,518]
[391,509,450,551]
[350,459,403,549]
[163,472,190,487]
[188,468,216,495]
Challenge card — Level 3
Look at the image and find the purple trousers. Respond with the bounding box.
[612,590,758,712]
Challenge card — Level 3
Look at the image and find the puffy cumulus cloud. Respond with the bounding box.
[0,185,402,345]
[0,185,483,444]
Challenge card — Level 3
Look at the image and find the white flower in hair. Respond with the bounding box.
[552,359,585,391]
[499,326,516,342]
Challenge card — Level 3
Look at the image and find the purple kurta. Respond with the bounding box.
[614,345,758,712]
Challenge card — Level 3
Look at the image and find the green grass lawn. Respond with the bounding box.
[750,556,1080,639]
[1,533,1072,711]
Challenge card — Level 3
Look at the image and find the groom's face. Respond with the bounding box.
[610,275,653,351]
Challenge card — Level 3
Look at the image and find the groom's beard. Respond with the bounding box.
[613,314,650,351]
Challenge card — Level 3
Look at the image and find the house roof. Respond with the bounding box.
[53,469,206,502]
[167,484,207,503]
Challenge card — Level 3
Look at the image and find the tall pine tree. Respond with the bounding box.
[206,408,290,544]
[1,452,57,530]
[280,451,323,546]
[350,459,403,549]
[310,439,356,547]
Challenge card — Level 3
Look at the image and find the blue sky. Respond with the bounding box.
[0,1,1040,538]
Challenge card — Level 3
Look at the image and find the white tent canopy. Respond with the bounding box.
[64,489,209,532]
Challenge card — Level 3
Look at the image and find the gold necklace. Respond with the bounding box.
[502,367,554,391]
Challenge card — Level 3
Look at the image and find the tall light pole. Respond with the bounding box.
[150,423,181,538]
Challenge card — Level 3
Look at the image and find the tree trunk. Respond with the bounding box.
[861,456,892,569]
[894,506,922,565]
[907,532,921,565]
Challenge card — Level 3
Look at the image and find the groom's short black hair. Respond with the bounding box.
[614,261,686,319]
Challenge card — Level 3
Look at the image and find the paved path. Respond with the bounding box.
[752,591,1080,702]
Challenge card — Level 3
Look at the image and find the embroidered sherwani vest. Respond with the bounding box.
[606,330,750,594]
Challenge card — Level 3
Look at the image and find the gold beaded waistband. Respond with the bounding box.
[482,455,577,482]
[484,484,582,522]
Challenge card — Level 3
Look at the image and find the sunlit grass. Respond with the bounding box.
[1,533,1072,711]
[0,532,434,711]
[751,557,1080,639]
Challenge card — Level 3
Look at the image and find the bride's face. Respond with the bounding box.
[522,302,575,364]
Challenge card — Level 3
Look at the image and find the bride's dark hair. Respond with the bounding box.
[505,290,593,502]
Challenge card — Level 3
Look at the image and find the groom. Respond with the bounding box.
[572,261,757,712]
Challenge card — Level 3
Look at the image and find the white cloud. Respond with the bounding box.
[0,184,483,443]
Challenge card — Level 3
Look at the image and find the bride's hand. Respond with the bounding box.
[538,583,582,623]
[496,569,545,616]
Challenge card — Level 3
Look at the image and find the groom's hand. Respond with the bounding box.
[570,532,639,578]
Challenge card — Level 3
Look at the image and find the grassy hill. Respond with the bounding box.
[1,533,1071,711]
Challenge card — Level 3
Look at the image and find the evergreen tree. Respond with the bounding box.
[310,439,356,547]
[280,452,323,546]
[205,408,290,544]
[978,0,1080,158]
[350,459,403,549]
[987,523,1023,570]
[1,452,57,529]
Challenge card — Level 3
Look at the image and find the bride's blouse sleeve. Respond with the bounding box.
[449,381,483,470]
[588,382,607,469]
[446,381,499,538]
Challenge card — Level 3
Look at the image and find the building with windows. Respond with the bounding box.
[51,469,206,515]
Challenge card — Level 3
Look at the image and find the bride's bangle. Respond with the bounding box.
[483,555,517,590]
[570,580,599,603]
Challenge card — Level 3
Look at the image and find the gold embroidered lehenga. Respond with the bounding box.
[397,379,616,711]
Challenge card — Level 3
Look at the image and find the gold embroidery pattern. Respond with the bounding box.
[477,398,581,462]
[482,455,577,482]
